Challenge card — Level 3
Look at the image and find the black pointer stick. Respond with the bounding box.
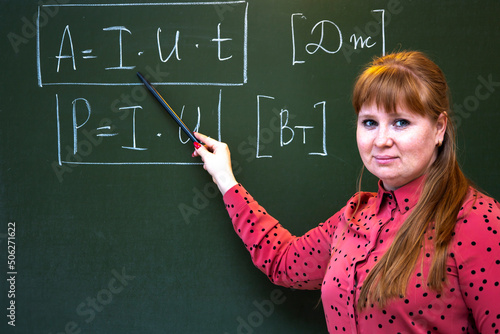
[137,72,202,144]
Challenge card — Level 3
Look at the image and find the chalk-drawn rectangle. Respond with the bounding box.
[55,87,222,166]
[37,2,248,87]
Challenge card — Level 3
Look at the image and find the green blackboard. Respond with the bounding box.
[1,1,499,333]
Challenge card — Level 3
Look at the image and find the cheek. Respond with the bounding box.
[356,130,370,157]
[402,135,435,163]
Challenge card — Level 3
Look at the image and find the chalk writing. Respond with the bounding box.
[37,2,249,86]
[120,106,147,151]
[257,95,328,158]
[102,26,135,70]
[40,3,392,170]
[55,89,222,165]
[291,9,386,65]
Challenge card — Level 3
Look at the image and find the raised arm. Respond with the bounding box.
[191,132,333,290]
[192,132,238,195]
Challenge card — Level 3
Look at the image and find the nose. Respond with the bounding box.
[374,125,394,147]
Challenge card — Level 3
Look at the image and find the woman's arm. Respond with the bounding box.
[224,183,333,290]
[192,132,238,195]
[452,190,500,331]
[192,132,333,289]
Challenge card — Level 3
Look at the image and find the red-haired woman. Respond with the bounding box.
[193,51,500,333]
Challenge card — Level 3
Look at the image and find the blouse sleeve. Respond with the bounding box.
[451,191,500,331]
[223,184,336,290]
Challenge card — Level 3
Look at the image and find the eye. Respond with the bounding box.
[361,119,377,128]
[394,119,410,127]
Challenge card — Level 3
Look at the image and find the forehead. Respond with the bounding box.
[358,104,423,118]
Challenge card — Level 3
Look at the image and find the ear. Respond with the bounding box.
[436,112,448,146]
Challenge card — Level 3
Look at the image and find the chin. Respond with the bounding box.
[374,174,404,190]
[368,167,396,180]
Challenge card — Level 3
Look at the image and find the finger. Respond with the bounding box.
[193,131,210,144]
[194,132,220,151]
[193,140,212,160]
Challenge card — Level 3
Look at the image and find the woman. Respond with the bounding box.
[192,51,500,333]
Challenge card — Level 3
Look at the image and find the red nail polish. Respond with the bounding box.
[193,142,201,149]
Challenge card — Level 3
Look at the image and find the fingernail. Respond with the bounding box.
[193,142,201,149]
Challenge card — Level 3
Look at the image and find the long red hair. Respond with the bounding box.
[352,51,470,309]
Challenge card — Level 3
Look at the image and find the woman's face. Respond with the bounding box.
[356,104,447,191]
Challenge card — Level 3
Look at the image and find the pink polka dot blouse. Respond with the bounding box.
[222,176,500,333]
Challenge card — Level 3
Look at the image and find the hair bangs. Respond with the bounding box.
[353,61,429,117]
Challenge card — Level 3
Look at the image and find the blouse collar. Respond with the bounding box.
[375,175,426,215]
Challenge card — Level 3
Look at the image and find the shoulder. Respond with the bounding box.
[448,189,500,327]
[451,187,500,258]
[456,188,499,229]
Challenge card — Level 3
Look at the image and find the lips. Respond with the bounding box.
[373,155,398,164]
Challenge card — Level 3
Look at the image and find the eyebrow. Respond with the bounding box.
[357,111,378,118]
[358,109,409,118]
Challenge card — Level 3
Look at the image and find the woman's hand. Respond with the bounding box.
[192,132,238,196]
